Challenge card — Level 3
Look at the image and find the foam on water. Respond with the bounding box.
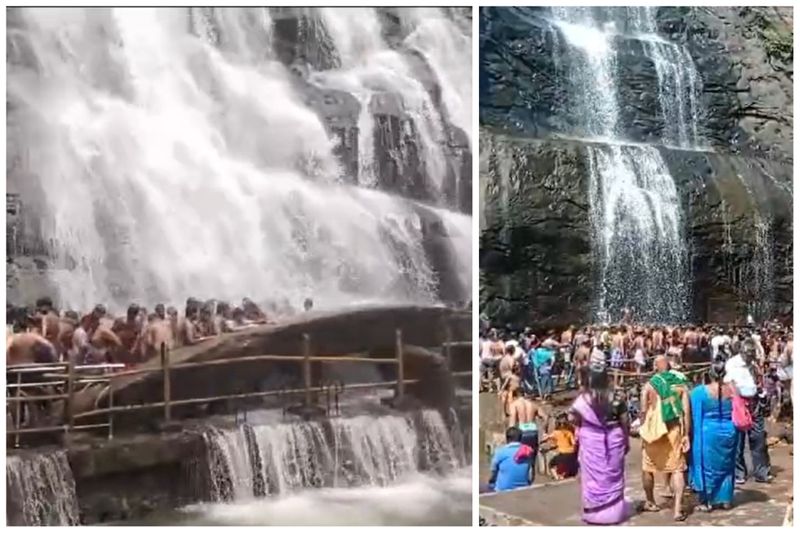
[179,468,471,526]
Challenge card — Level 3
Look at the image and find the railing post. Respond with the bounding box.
[66,358,75,435]
[396,328,404,401]
[303,334,312,407]
[14,371,22,448]
[324,382,331,417]
[444,319,453,371]
[161,343,171,422]
[108,383,114,440]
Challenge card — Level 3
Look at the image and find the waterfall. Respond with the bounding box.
[204,426,255,501]
[418,408,464,471]
[587,144,688,322]
[200,409,463,503]
[6,7,471,312]
[751,214,775,319]
[330,414,419,486]
[551,7,695,322]
[253,421,333,494]
[6,451,80,526]
[626,7,701,148]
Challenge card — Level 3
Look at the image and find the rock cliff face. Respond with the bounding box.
[480,6,792,326]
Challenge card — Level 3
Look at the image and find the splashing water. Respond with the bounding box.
[6,451,80,526]
[6,7,471,312]
[175,468,471,526]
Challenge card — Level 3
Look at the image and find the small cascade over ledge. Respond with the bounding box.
[6,450,80,526]
[201,408,464,503]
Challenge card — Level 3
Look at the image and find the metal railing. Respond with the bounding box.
[7,325,471,446]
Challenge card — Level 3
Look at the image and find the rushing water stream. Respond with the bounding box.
[6,7,471,312]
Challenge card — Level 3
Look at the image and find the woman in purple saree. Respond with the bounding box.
[569,365,632,525]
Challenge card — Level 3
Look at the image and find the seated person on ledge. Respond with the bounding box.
[485,426,535,493]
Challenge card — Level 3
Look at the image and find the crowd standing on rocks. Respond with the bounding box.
[6,296,315,369]
[480,314,792,524]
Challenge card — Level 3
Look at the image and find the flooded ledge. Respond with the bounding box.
[7,404,471,525]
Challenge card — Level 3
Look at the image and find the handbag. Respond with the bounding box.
[731,388,754,432]
[639,396,668,443]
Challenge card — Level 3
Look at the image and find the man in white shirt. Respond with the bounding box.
[725,340,772,484]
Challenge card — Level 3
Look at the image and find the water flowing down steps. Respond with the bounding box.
[5,408,467,525]
[202,409,466,503]
[6,451,80,526]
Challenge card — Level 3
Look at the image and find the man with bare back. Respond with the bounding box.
[573,339,591,386]
[560,326,574,347]
[180,299,216,346]
[166,306,181,347]
[667,339,683,367]
[610,327,625,385]
[508,386,542,474]
[87,317,124,366]
[633,329,647,376]
[7,331,58,366]
[683,327,699,363]
[112,304,145,365]
[141,313,174,361]
[498,344,520,414]
[653,327,665,353]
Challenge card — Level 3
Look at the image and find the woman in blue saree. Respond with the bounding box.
[689,361,737,511]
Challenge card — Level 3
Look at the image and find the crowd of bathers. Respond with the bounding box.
[479,318,793,415]
[481,314,792,524]
[6,296,316,369]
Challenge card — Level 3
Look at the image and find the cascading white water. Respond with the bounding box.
[626,7,701,148]
[204,426,255,501]
[751,214,775,319]
[7,7,471,312]
[200,409,464,505]
[330,414,419,486]
[587,144,689,321]
[551,7,693,322]
[6,451,80,526]
[418,408,464,470]
[253,421,333,494]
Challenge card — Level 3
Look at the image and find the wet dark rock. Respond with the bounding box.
[480,6,793,162]
[480,6,792,326]
[270,8,340,72]
[480,131,792,327]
